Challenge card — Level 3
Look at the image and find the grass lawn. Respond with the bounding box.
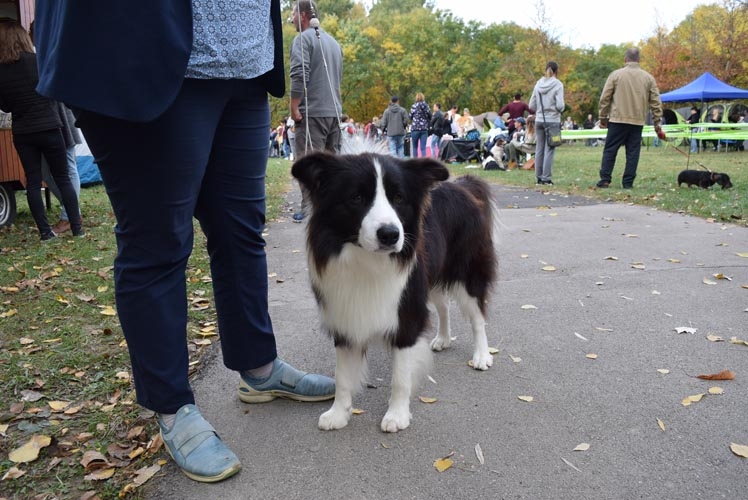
[448,141,747,226]
[0,145,744,498]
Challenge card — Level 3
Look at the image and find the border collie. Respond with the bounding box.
[291,146,498,433]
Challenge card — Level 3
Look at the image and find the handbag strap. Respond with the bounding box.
[538,93,548,127]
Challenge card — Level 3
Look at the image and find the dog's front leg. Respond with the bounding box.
[319,346,365,431]
[381,338,430,433]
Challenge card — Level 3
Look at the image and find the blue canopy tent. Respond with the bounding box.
[660,73,748,154]
[661,72,748,102]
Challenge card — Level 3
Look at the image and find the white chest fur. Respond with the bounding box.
[310,244,414,346]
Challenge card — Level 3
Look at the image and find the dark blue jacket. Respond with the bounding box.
[33,1,285,122]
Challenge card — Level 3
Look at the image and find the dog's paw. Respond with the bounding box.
[381,409,411,433]
[318,408,351,431]
[471,351,493,371]
[430,335,452,352]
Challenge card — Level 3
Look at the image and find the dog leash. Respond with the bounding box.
[672,145,711,172]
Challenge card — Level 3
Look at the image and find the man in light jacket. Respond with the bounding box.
[596,47,663,189]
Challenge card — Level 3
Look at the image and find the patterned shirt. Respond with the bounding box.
[409,101,431,131]
[186,0,274,79]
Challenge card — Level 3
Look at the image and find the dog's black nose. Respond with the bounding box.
[377,224,400,246]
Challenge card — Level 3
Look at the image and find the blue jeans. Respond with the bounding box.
[42,145,81,221]
[410,129,428,157]
[76,78,277,414]
[388,135,405,158]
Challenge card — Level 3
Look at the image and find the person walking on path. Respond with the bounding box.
[596,47,663,189]
[34,0,334,484]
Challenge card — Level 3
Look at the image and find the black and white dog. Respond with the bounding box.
[291,147,498,433]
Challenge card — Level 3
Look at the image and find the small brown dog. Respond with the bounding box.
[677,170,733,190]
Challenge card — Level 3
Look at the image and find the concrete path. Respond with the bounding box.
[145,183,748,500]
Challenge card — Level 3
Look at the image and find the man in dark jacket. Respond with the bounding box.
[380,95,409,157]
[429,102,446,157]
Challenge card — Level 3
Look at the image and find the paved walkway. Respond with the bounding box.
[146,184,748,500]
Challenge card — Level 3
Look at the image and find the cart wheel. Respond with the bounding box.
[0,183,17,228]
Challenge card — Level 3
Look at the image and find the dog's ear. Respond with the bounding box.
[291,151,342,192]
[401,157,450,186]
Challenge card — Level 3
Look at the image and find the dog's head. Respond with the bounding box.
[713,173,733,189]
[291,151,449,265]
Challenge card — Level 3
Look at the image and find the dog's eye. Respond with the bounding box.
[350,193,364,205]
[391,193,404,204]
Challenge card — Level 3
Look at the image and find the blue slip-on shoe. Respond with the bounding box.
[292,212,305,223]
[238,359,335,403]
[159,404,241,483]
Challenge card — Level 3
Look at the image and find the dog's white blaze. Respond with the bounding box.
[357,160,404,252]
[311,244,413,346]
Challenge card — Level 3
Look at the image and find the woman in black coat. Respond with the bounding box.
[0,20,82,239]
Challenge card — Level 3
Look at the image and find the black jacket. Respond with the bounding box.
[0,52,61,134]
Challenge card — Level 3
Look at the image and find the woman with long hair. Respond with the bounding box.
[0,20,82,239]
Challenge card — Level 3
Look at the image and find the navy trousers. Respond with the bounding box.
[77,78,277,414]
[599,122,644,188]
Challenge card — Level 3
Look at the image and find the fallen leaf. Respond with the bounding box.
[631,264,646,270]
[574,332,589,341]
[713,273,732,281]
[585,353,598,360]
[667,258,681,263]
[735,252,748,258]
[657,369,670,374]
[702,277,717,285]
[542,266,556,272]
[573,443,590,451]
[21,390,44,402]
[49,400,73,412]
[708,387,724,395]
[706,334,724,342]
[729,337,748,347]
[517,396,534,402]
[604,256,618,261]
[97,285,109,293]
[1,466,26,480]
[351,408,365,415]
[100,305,117,316]
[84,468,115,481]
[419,396,437,404]
[681,393,705,406]
[488,347,499,355]
[509,355,522,363]
[132,464,161,486]
[696,370,735,381]
[657,419,666,432]
[433,457,453,472]
[730,443,748,458]
[9,435,52,463]
[475,443,485,465]
[520,304,537,310]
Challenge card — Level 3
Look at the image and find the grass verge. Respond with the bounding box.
[0,158,293,499]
